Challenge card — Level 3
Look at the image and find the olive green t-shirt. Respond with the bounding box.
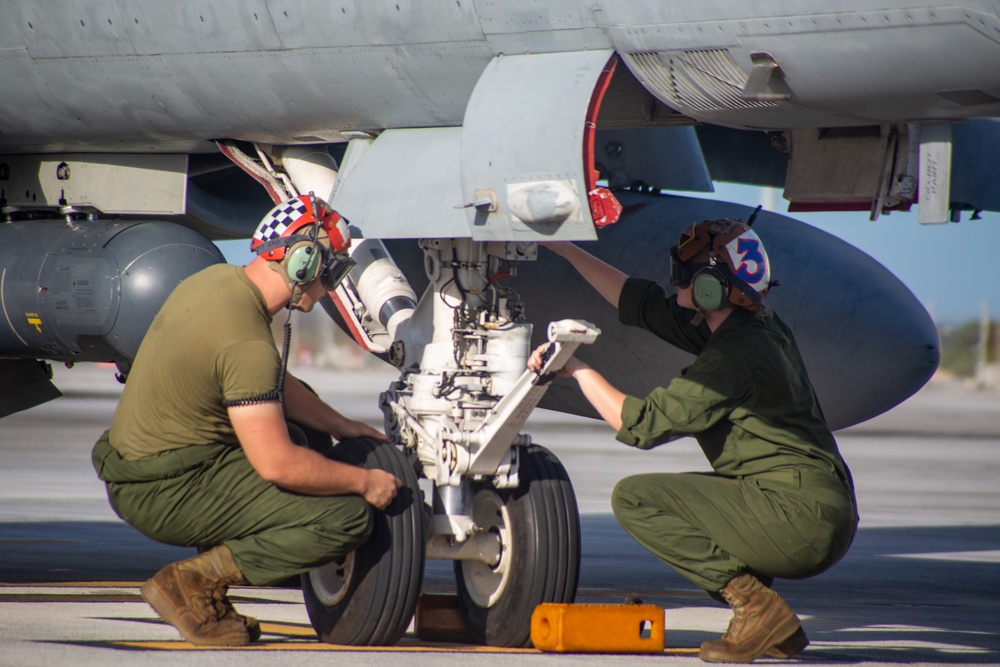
[109,264,281,460]
[615,278,850,483]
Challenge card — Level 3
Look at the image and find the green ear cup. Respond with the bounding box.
[692,269,726,311]
[286,243,321,284]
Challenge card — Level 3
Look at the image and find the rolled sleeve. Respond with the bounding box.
[618,278,654,328]
[617,278,707,354]
[616,395,648,447]
[217,339,282,404]
[615,364,745,450]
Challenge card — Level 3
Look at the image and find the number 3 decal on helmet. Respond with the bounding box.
[670,217,774,314]
[727,234,770,289]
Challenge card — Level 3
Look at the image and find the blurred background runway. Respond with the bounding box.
[1,362,997,666]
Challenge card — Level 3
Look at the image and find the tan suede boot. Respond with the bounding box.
[141,545,255,646]
[699,573,805,663]
[210,587,262,642]
[196,545,261,641]
[765,626,809,658]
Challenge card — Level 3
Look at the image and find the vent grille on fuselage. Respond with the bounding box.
[622,49,779,113]
[936,89,1000,107]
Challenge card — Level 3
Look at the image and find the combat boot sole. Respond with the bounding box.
[765,626,809,658]
[141,565,249,646]
[699,614,801,663]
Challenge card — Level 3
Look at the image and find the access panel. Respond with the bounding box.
[461,50,619,241]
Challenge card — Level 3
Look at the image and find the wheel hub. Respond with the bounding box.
[461,489,512,607]
[308,552,355,606]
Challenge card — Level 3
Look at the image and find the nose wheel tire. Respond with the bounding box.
[302,437,425,645]
[455,443,581,647]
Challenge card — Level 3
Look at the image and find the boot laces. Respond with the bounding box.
[210,586,229,620]
[721,588,746,640]
[209,580,252,629]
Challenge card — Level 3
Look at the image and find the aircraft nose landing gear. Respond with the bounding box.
[304,237,597,648]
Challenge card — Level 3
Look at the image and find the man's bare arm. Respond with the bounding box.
[282,374,388,441]
[229,402,399,508]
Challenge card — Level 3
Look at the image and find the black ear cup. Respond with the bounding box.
[691,266,729,311]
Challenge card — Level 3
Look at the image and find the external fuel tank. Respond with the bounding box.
[0,219,223,365]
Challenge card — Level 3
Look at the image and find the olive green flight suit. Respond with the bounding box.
[611,278,858,593]
[93,432,372,585]
[92,265,372,585]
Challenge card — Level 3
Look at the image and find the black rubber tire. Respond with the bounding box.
[302,437,425,645]
[454,443,581,647]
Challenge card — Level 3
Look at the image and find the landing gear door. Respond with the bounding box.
[461,50,616,242]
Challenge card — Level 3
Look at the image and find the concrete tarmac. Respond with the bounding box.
[1,363,998,666]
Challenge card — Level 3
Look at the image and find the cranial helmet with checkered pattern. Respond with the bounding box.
[251,194,351,261]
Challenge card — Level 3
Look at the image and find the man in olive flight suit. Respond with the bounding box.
[92,195,400,646]
[529,218,858,663]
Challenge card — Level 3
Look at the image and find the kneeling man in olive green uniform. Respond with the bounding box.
[92,195,400,646]
[529,218,858,663]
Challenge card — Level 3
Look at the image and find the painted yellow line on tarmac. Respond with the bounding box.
[0,581,145,588]
[113,640,540,653]
[8,582,704,655]
[110,621,702,654]
[1,582,700,597]
[111,640,701,655]
[260,622,315,637]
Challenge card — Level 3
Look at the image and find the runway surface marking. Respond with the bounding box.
[54,620,703,654]
[0,582,705,599]
[809,640,992,655]
[889,549,1000,563]
[0,582,705,603]
[1,582,706,655]
[0,582,298,604]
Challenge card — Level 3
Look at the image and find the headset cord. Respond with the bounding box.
[276,301,294,418]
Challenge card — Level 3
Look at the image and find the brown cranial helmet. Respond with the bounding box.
[670,218,772,313]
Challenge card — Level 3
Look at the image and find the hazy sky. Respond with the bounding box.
[218,182,998,326]
[702,182,998,325]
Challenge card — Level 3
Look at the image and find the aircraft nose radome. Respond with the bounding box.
[758,212,940,430]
